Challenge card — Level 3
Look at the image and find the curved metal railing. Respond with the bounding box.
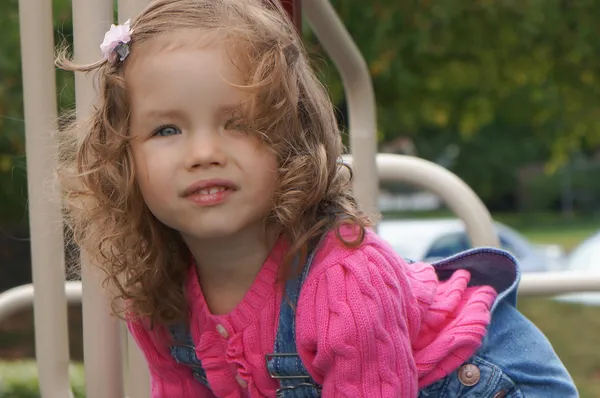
[1,1,599,397]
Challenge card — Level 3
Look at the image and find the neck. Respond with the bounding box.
[182,223,280,287]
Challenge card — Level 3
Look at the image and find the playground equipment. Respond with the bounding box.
[2,0,600,396]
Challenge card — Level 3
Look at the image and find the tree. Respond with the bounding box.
[309,0,600,208]
[0,0,73,224]
[0,0,28,224]
[2,0,600,214]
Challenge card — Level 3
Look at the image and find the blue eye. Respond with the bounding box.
[153,125,181,137]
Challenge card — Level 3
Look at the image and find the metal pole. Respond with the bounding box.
[519,272,600,296]
[126,330,152,398]
[303,0,379,218]
[118,0,149,23]
[343,154,500,248]
[17,0,72,396]
[71,1,125,396]
[0,282,83,322]
[115,3,153,396]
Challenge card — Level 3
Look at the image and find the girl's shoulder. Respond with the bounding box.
[309,224,435,284]
[305,224,442,320]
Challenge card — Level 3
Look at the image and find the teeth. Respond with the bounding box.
[197,186,227,195]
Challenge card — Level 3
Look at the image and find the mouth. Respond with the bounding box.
[190,186,230,195]
[182,179,238,197]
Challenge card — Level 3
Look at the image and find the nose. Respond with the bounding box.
[184,129,227,170]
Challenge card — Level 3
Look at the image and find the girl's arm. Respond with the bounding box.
[296,244,421,397]
[127,321,216,398]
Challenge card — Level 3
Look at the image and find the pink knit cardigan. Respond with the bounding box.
[128,226,497,397]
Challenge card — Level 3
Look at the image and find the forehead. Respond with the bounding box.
[124,29,251,114]
[132,28,229,58]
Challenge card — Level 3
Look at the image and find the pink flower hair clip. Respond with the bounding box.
[100,19,133,64]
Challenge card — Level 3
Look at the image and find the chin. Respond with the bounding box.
[181,219,257,240]
[166,208,270,241]
[189,227,240,240]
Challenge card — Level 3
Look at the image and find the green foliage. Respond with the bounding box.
[0,0,74,224]
[0,0,27,224]
[0,361,85,398]
[321,0,600,154]
[1,0,600,215]
[308,0,600,208]
[520,161,600,212]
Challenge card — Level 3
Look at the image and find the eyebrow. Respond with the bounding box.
[140,108,187,120]
[219,102,244,114]
[142,101,244,116]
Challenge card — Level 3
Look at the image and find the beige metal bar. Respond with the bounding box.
[121,325,132,398]
[71,0,125,396]
[3,273,600,330]
[118,0,148,23]
[343,154,500,248]
[125,329,152,398]
[17,0,73,396]
[116,2,154,395]
[303,0,379,218]
[520,272,600,296]
[115,1,154,395]
[0,282,82,322]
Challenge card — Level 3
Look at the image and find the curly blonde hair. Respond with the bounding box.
[56,0,373,325]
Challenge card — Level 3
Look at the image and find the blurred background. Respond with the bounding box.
[1,0,600,396]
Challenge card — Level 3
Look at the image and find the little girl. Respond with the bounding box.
[57,0,577,397]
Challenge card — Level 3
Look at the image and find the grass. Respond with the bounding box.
[517,218,600,397]
[0,211,599,396]
[523,227,596,251]
[496,212,599,251]
[0,361,85,398]
[518,298,600,398]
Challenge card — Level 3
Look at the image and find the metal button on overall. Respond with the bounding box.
[493,391,506,398]
[457,364,480,386]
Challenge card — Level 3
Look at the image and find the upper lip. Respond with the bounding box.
[181,179,237,197]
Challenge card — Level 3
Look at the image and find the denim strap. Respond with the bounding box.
[168,323,212,390]
[266,244,322,397]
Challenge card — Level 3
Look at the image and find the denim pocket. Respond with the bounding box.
[418,356,522,398]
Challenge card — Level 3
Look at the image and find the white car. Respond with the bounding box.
[554,231,600,306]
[377,218,564,273]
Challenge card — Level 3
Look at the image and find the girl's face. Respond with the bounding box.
[127,30,278,243]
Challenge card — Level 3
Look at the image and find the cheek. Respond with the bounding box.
[243,140,278,187]
[130,146,166,206]
[131,151,150,192]
[261,152,279,191]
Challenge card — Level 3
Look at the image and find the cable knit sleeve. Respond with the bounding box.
[127,320,215,398]
[296,242,424,398]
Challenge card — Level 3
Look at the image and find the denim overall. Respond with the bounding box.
[168,246,578,397]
